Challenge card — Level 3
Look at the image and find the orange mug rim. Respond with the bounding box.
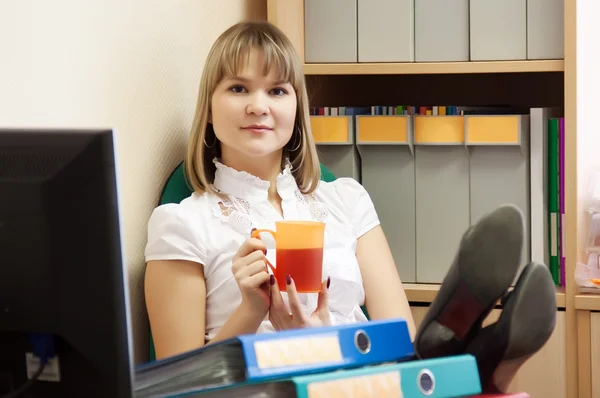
[274,220,325,226]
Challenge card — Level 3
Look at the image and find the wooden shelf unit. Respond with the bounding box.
[267,0,578,396]
[575,293,600,311]
[405,283,566,308]
[304,60,564,75]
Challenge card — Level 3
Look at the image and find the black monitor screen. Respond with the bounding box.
[0,128,134,398]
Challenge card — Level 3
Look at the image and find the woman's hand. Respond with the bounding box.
[268,275,332,330]
[231,234,272,319]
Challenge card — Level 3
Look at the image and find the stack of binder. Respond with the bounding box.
[134,318,483,397]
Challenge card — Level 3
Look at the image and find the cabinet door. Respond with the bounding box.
[591,312,600,397]
[506,311,566,397]
[304,0,357,63]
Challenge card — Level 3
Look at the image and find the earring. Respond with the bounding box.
[287,127,302,151]
[204,123,217,148]
[204,134,217,148]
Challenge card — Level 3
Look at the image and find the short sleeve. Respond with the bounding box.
[332,178,380,238]
[144,204,208,265]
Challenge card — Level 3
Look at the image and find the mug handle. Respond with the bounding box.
[251,229,277,274]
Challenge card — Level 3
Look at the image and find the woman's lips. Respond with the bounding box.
[243,125,273,134]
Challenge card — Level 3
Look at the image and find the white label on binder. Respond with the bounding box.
[550,213,558,256]
[307,371,402,398]
[254,333,343,369]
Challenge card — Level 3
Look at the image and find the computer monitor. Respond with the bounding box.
[0,128,134,397]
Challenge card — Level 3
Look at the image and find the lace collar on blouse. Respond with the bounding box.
[212,158,298,200]
[208,158,328,231]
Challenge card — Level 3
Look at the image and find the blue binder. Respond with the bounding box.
[135,318,414,398]
[241,318,413,380]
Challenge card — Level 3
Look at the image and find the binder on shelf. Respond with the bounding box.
[414,115,470,283]
[559,117,566,285]
[548,118,561,284]
[357,0,414,62]
[530,108,560,269]
[134,319,414,398]
[465,115,524,146]
[469,0,527,61]
[304,0,357,63]
[466,115,531,271]
[316,145,360,181]
[176,354,481,398]
[356,115,416,282]
[414,115,465,145]
[415,0,469,62]
[310,115,360,181]
[356,115,412,146]
[310,115,353,144]
[527,0,564,60]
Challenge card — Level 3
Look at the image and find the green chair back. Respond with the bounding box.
[148,161,366,361]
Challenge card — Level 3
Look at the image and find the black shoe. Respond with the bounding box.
[465,262,556,393]
[414,204,525,359]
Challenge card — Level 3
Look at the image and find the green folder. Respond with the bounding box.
[548,118,560,285]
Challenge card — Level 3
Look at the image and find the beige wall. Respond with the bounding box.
[0,0,266,363]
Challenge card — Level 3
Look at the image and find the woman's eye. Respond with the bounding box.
[229,85,246,93]
[270,87,287,96]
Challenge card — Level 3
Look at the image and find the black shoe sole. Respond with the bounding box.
[414,204,525,359]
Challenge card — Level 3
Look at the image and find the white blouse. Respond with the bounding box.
[145,160,381,342]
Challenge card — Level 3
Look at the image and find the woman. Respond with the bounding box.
[144,20,415,361]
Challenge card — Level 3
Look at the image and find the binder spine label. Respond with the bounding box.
[307,371,401,397]
[254,333,343,369]
[550,213,558,257]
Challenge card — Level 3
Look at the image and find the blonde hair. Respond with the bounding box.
[185,21,321,195]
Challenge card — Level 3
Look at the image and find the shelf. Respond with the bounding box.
[404,283,440,303]
[405,283,566,309]
[303,60,564,75]
[575,294,600,311]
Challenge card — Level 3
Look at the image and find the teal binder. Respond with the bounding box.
[293,355,481,398]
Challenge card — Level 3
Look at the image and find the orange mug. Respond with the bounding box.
[252,221,325,293]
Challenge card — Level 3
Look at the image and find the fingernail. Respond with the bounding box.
[263,248,267,255]
[286,274,291,285]
[251,227,256,233]
[327,276,331,289]
[270,274,275,286]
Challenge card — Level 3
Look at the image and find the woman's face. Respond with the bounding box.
[210,49,297,165]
